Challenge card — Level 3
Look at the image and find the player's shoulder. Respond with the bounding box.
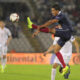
[55,12,65,20]
[4,27,9,30]
[58,12,65,17]
[4,27,10,32]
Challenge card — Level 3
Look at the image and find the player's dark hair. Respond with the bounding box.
[52,3,61,11]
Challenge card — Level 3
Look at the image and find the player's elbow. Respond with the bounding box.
[9,36,12,40]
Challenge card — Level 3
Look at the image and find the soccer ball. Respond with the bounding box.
[10,13,19,22]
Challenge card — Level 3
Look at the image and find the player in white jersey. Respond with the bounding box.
[44,35,79,80]
[43,24,79,80]
[0,21,12,73]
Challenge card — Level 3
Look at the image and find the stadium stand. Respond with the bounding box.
[0,0,80,52]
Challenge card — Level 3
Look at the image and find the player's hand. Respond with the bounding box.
[32,30,40,38]
[43,51,48,56]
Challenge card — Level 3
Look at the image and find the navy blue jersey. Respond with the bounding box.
[52,12,73,32]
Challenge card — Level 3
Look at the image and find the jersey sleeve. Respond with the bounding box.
[70,36,75,42]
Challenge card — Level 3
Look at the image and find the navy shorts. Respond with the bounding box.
[54,28,72,47]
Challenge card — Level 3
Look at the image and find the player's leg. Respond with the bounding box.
[0,47,2,66]
[27,17,72,38]
[52,28,71,68]
[3,46,7,69]
[1,55,7,72]
[0,46,4,72]
[50,54,56,64]
[51,63,59,80]
[27,17,50,33]
[1,55,4,72]
[1,46,7,72]
[52,28,71,75]
[53,39,70,76]
[54,55,70,78]
[2,55,7,69]
[53,43,66,68]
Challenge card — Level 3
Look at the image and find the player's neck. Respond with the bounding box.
[0,27,4,29]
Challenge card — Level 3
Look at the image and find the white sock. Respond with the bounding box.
[51,68,56,80]
[1,57,7,69]
[3,58,7,69]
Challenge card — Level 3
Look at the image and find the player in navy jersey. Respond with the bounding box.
[27,3,73,75]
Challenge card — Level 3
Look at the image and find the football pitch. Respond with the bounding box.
[0,65,80,80]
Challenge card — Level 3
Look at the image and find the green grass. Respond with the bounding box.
[0,65,80,80]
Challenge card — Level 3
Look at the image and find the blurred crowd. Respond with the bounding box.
[32,0,80,35]
[0,0,80,36]
[0,0,80,52]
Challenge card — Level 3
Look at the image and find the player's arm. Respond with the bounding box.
[6,36,12,46]
[38,19,58,29]
[46,45,55,53]
[6,29,12,46]
[33,19,58,37]
[73,39,79,54]
[44,45,55,56]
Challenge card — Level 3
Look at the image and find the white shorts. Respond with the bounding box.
[54,54,72,67]
[0,45,7,56]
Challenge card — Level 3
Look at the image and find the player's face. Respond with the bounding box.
[0,21,5,28]
[51,8,59,16]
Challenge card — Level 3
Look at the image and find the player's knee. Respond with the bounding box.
[54,49,58,53]
[53,63,58,68]
[3,55,6,59]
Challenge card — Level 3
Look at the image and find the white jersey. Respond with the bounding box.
[53,36,75,56]
[0,27,11,46]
